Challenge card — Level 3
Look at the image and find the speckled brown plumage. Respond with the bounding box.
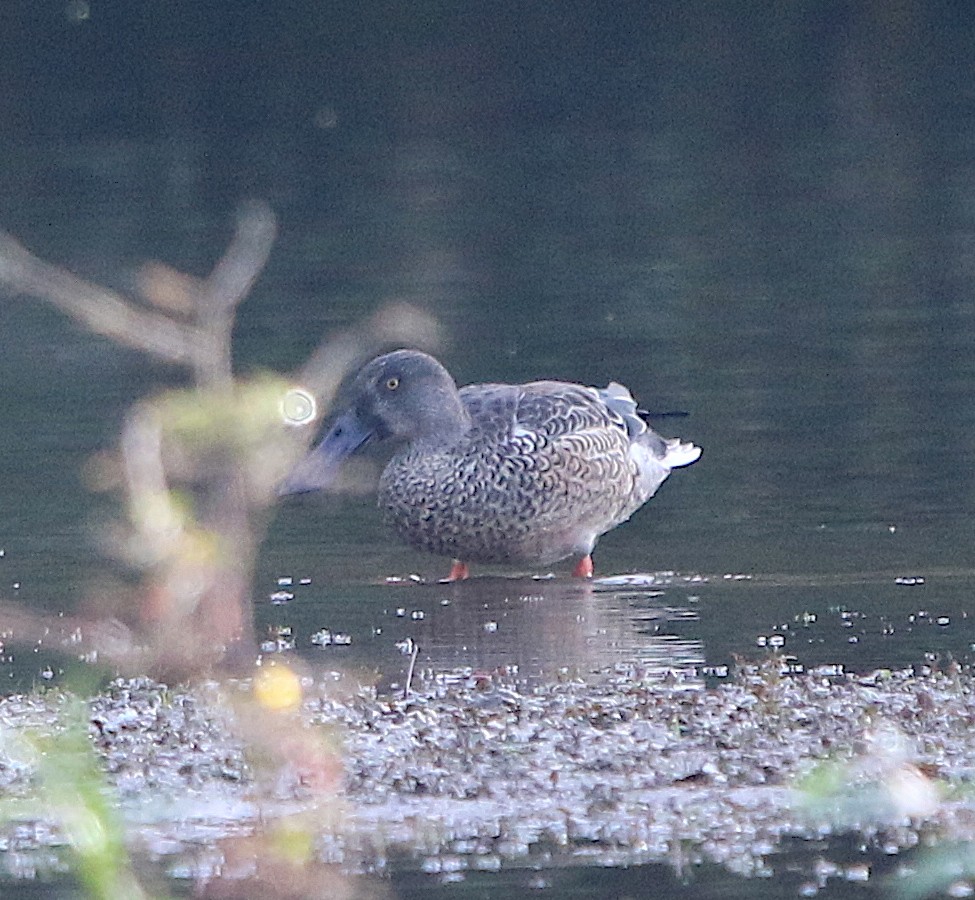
[280,350,701,575]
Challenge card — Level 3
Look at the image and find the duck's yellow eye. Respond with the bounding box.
[386,377,400,391]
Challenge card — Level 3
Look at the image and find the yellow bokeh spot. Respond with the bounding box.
[269,821,315,865]
[253,663,303,712]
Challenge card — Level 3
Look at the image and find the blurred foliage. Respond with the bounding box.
[0,695,161,900]
[795,723,940,828]
[893,842,975,900]
[0,205,433,896]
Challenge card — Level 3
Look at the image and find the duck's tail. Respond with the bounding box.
[661,437,702,469]
[600,382,702,468]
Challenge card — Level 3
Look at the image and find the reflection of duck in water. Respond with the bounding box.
[281,350,701,580]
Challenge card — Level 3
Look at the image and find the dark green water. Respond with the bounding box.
[2,3,974,896]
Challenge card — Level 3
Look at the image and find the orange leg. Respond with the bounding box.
[446,560,470,581]
[571,555,594,578]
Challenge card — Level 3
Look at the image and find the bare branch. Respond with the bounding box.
[0,207,443,678]
[0,600,143,671]
[192,202,278,388]
[199,201,278,318]
[296,301,443,414]
[0,230,196,364]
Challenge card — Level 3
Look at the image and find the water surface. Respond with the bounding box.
[1,5,974,896]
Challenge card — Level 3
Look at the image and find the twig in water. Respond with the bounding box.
[404,639,420,700]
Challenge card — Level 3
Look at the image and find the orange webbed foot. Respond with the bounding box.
[445,560,470,581]
[571,555,594,578]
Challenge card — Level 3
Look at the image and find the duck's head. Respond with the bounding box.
[279,349,467,495]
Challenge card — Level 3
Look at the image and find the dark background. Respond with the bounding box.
[0,0,973,679]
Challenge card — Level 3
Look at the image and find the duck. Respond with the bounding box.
[279,349,701,579]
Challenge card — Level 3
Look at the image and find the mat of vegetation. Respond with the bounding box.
[1,663,974,893]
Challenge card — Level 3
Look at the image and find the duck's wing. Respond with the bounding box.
[460,379,700,468]
[460,380,624,447]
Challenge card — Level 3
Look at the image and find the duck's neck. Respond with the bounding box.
[413,384,470,445]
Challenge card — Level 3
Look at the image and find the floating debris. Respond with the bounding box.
[3,665,975,892]
[756,634,786,649]
[260,625,295,653]
[384,573,424,585]
[310,630,352,647]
